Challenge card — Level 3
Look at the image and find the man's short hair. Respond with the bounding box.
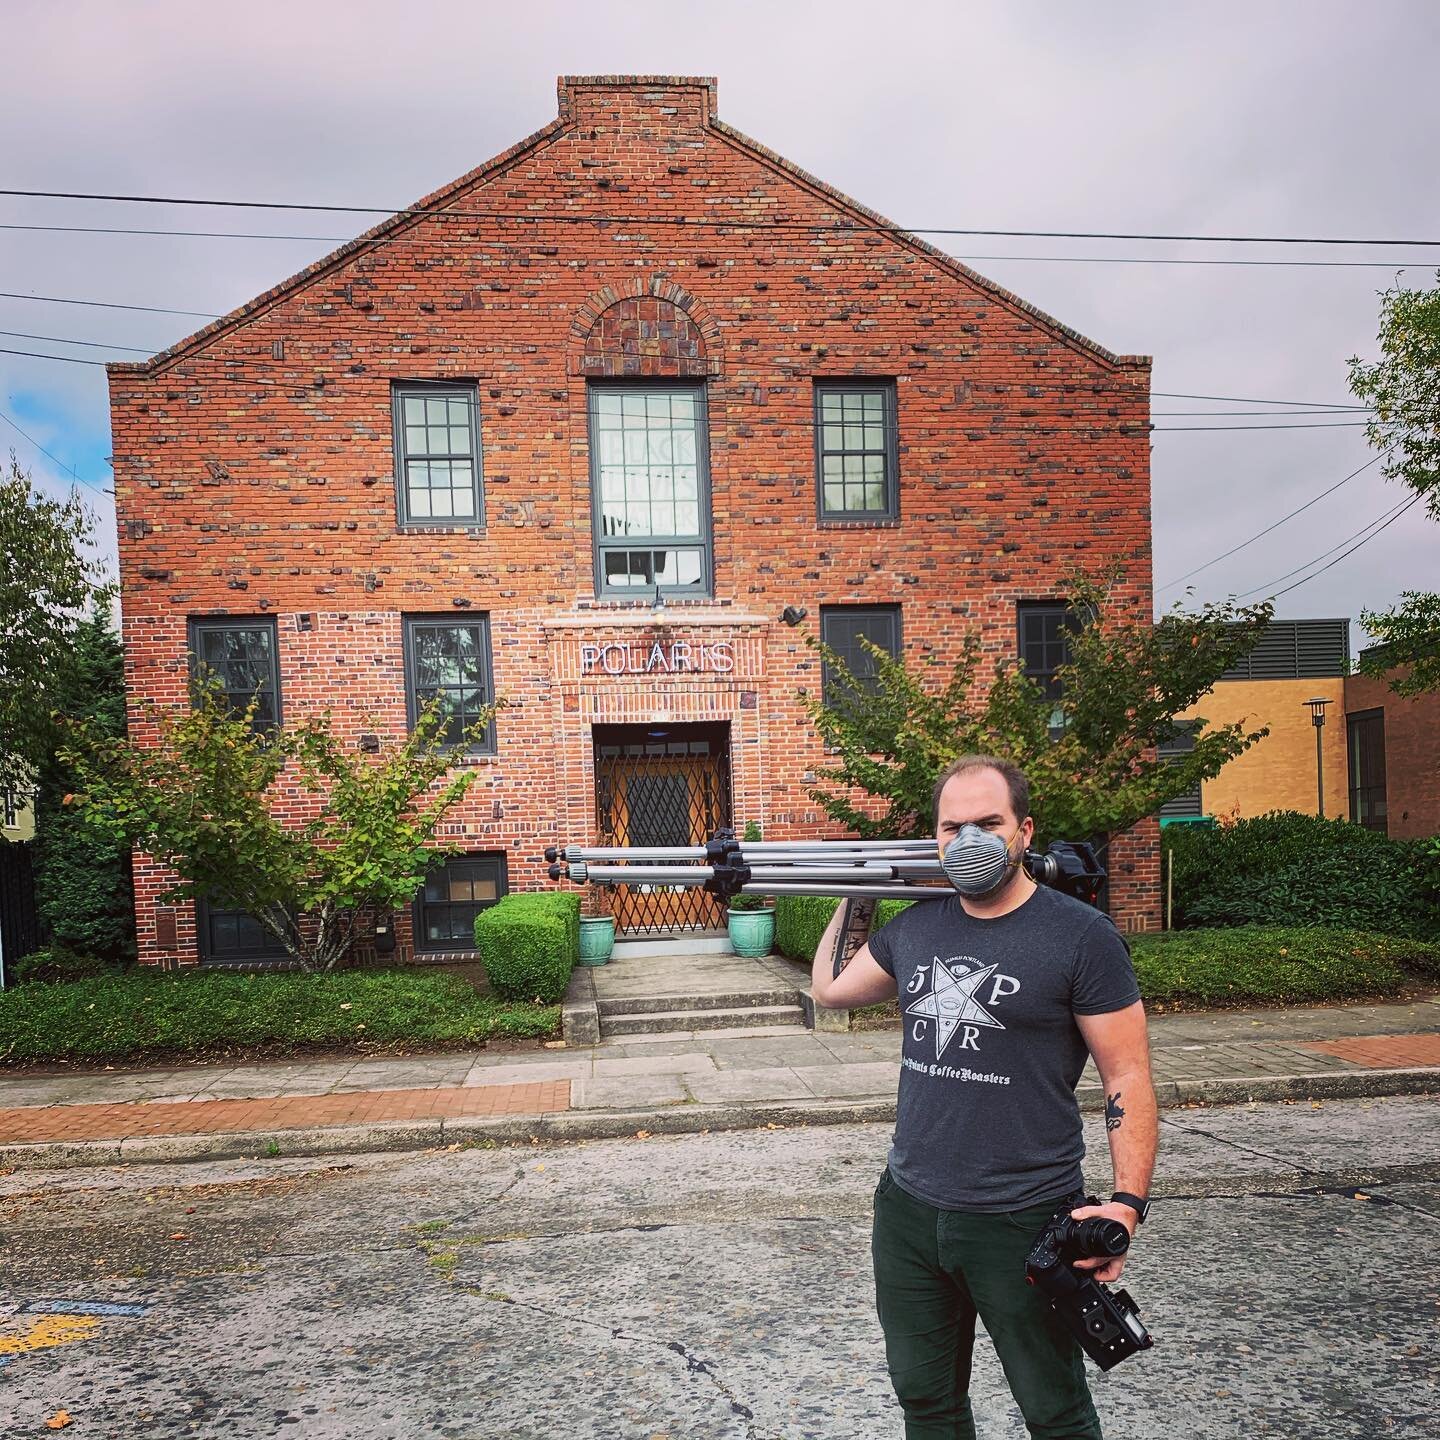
[931,754,1031,826]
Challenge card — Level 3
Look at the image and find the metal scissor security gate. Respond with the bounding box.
[593,724,731,935]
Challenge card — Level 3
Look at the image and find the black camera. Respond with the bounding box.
[1024,1194,1153,1371]
[1023,841,1106,906]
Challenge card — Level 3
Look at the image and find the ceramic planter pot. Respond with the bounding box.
[727,907,775,958]
[578,915,615,966]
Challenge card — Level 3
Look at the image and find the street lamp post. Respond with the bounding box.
[1305,697,1332,818]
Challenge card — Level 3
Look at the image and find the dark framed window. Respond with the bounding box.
[814,381,898,521]
[588,384,711,597]
[188,617,281,731]
[1347,708,1387,833]
[1018,601,1083,701]
[1158,719,1203,818]
[414,852,508,951]
[392,383,484,527]
[197,896,289,964]
[820,605,902,704]
[403,615,496,754]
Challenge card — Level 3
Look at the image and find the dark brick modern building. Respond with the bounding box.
[108,75,1157,967]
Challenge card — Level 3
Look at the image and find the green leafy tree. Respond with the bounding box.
[61,682,503,972]
[803,569,1274,845]
[33,610,135,963]
[0,454,108,802]
[1349,273,1440,694]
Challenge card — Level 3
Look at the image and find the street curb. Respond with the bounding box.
[1,1068,1435,1173]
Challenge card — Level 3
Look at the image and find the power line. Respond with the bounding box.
[0,347,1389,433]
[0,290,219,318]
[1235,493,1415,597]
[1148,391,1366,410]
[1157,453,1385,591]
[4,188,1439,247]
[0,328,157,353]
[3,218,1435,268]
[0,406,112,499]
[1254,494,1425,601]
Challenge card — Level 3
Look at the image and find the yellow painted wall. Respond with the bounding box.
[1175,677,1348,821]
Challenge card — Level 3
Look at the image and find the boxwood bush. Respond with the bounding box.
[0,968,559,1065]
[774,895,915,963]
[1129,926,1440,1006]
[474,892,580,1003]
[1163,812,1440,940]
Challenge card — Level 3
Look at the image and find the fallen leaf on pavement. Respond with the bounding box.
[46,1411,73,1430]
[635,1130,652,1140]
[168,1231,190,1241]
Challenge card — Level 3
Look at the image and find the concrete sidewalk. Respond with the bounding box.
[2,992,1438,1170]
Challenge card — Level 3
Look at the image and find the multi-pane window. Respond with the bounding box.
[815,382,898,520]
[588,386,710,596]
[1347,708,1387,833]
[198,898,288,963]
[1158,720,1203,818]
[403,616,496,753]
[393,384,484,526]
[189,618,281,731]
[414,852,507,951]
[820,605,902,704]
[1018,602,1081,701]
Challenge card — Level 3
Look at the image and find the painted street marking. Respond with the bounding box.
[0,1299,150,1375]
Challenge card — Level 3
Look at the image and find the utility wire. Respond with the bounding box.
[4,188,1439,247]
[0,406,112,499]
[0,328,156,353]
[0,342,1382,432]
[0,306,1369,414]
[1234,492,1416,597]
[1256,495,1424,601]
[0,290,219,318]
[2,219,1434,268]
[1157,453,1386,590]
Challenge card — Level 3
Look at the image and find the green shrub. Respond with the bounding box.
[774,894,915,962]
[0,968,559,1064]
[474,892,579,1003]
[1163,811,1440,940]
[727,822,769,911]
[11,945,116,985]
[1130,926,1439,1006]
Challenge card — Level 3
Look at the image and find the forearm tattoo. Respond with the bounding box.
[1105,1092,1126,1132]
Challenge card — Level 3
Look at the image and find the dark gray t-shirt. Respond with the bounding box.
[867,884,1140,1212]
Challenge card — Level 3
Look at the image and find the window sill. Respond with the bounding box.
[396,524,487,536]
[818,517,902,530]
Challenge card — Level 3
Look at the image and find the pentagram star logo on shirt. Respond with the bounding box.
[905,958,1006,1060]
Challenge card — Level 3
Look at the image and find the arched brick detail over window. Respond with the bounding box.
[570,278,721,378]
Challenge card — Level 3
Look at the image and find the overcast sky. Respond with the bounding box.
[4,0,1436,652]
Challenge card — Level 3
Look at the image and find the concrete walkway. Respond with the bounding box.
[2,992,1438,1170]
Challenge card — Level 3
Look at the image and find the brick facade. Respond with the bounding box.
[107,75,1157,965]
[1343,667,1440,839]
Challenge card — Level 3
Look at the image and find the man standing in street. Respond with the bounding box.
[811,754,1158,1439]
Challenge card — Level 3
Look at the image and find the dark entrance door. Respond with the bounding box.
[593,723,731,935]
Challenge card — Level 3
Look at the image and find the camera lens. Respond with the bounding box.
[1071,1217,1130,1258]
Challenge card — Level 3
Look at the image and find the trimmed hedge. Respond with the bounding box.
[474,892,580,1003]
[774,894,914,962]
[0,968,559,1065]
[1163,811,1440,940]
[1129,926,1440,1006]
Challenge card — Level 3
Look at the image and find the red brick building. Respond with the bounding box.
[107,75,1157,967]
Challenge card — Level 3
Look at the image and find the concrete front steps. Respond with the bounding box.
[597,988,807,1039]
[561,945,815,1044]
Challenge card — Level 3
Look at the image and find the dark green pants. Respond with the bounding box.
[871,1168,1102,1440]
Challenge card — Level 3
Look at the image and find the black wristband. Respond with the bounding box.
[1110,1191,1150,1224]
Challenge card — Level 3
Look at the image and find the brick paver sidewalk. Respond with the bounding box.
[1301,1032,1440,1069]
[0,1079,571,1145]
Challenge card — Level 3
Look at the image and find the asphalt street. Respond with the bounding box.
[1,1094,1437,1439]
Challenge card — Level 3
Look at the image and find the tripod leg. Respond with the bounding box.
[829,896,878,980]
